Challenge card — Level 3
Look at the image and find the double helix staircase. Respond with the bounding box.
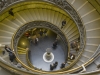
[0,0,100,75]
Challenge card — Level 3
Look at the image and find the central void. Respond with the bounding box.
[28,28,66,71]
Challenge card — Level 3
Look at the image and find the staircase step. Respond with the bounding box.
[18,54,28,66]
[86,62,97,72]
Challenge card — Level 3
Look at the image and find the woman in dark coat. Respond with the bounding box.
[50,64,54,70]
[9,8,14,16]
[9,52,16,62]
[60,62,66,68]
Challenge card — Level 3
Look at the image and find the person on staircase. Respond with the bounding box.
[61,19,66,29]
[39,29,43,37]
[52,38,58,49]
[25,32,30,38]
[69,53,75,60]
[5,45,12,52]
[71,41,77,49]
[60,62,66,69]
[54,61,58,69]
[5,45,16,63]
[50,63,54,70]
[34,37,39,45]
[9,51,16,63]
[43,29,48,37]
[8,8,15,19]
[52,41,57,49]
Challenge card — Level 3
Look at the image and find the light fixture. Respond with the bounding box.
[22,42,25,45]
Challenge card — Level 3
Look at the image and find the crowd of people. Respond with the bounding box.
[24,29,59,48]
[2,44,66,71]
[24,29,60,52]
[50,61,66,70]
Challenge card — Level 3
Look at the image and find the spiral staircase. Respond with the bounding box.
[0,0,100,75]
